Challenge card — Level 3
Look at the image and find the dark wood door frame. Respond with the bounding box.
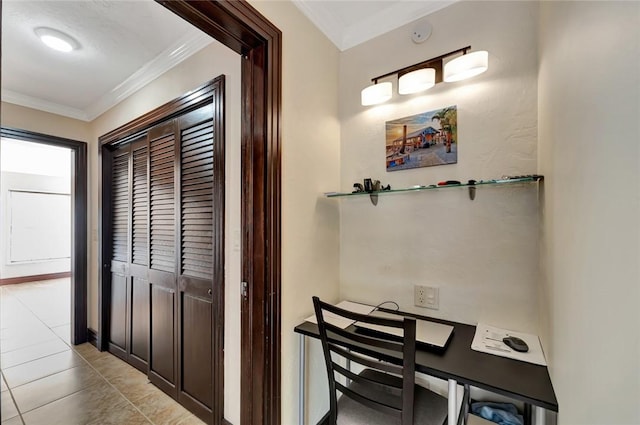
[0,127,88,345]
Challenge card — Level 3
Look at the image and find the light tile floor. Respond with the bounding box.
[0,279,205,425]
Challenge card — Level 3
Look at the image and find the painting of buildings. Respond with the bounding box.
[385,105,457,171]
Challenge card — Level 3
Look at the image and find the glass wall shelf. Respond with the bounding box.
[324,175,544,205]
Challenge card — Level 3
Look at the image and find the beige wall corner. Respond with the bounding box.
[1,101,91,142]
[538,1,640,423]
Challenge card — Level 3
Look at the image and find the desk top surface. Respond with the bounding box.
[294,312,558,412]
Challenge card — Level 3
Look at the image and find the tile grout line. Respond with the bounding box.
[1,370,26,425]
[2,287,54,425]
[0,281,78,423]
[16,381,98,418]
[0,281,73,376]
[4,280,195,425]
[71,349,156,424]
[2,281,72,348]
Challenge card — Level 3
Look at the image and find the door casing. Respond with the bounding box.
[0,127,88,345]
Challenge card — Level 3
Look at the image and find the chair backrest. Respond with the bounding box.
[313,296,417,425]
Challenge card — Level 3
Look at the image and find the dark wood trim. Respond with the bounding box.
[0,127,88,346]
[99,78,222,147]
[154,3,282,425]
[223,419,233,425]
[0,272,72,286]
[88,328,98,348]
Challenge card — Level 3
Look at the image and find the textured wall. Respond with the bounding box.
[339,2,540,331]
[538,1,640,423]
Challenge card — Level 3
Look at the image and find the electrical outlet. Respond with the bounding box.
[414,285,439,310]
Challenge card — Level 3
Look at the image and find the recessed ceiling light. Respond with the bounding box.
[34,27,80,53]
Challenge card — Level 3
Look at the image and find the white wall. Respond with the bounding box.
[90,38,243,424]
[538,2,640,424]
[339,2,540,333]
[0,172,71,278]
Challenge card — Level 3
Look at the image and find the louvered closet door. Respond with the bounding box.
[129,138,150,371]
[177,104,221,420]
[109,145,130,358]
[148,120,179,397]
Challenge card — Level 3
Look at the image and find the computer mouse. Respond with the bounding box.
[503,336,529,353]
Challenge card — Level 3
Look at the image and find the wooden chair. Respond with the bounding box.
[313,296,449,425]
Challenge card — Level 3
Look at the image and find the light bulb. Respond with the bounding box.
[444,51,488,82]
[361,82,392,106]
[398,68,436,95]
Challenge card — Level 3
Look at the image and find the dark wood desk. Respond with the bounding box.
[294,311,558,425]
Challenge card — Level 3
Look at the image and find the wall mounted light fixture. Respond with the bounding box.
[360,46,488,106]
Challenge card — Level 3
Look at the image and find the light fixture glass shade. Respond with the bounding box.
[361,82,392,106]
[34,27,79,53]
[398,68,436,95]
[444,50,488,82]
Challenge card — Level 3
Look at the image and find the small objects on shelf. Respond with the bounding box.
[363,178,374,192]
[352,178,391,194]
[437,180,462,186]
[332,173,544,205]
[500,174,543,181]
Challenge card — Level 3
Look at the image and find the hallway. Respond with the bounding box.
[0,279,204,425]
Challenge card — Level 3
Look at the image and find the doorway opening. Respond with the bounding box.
[0,128,88,345]
[1,137,72,341]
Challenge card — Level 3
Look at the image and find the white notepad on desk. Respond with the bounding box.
[471,323,547,366]
[356,310,454,350]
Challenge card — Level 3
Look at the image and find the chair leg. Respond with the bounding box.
[456,384,471,425]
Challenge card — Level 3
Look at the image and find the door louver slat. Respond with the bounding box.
[111,151,129,262]
[132,145,148,266]
[181,120,214,280]
[150,134,175,273]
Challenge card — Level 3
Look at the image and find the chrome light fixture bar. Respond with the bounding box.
[361,46,489,106]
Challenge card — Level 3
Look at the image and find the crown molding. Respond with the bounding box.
[86,28,213,121]
[85,28,212,121]
[2,27,212,123]
[1,89,90,121]
[291,0,345,50]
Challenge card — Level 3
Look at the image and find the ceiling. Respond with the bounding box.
[1,0,457,122]
[1,0,212,121]
[292,0,457,51]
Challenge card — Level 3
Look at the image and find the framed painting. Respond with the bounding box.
[385,105,457,171]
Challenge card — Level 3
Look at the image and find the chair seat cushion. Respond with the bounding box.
[336,369,448,425]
